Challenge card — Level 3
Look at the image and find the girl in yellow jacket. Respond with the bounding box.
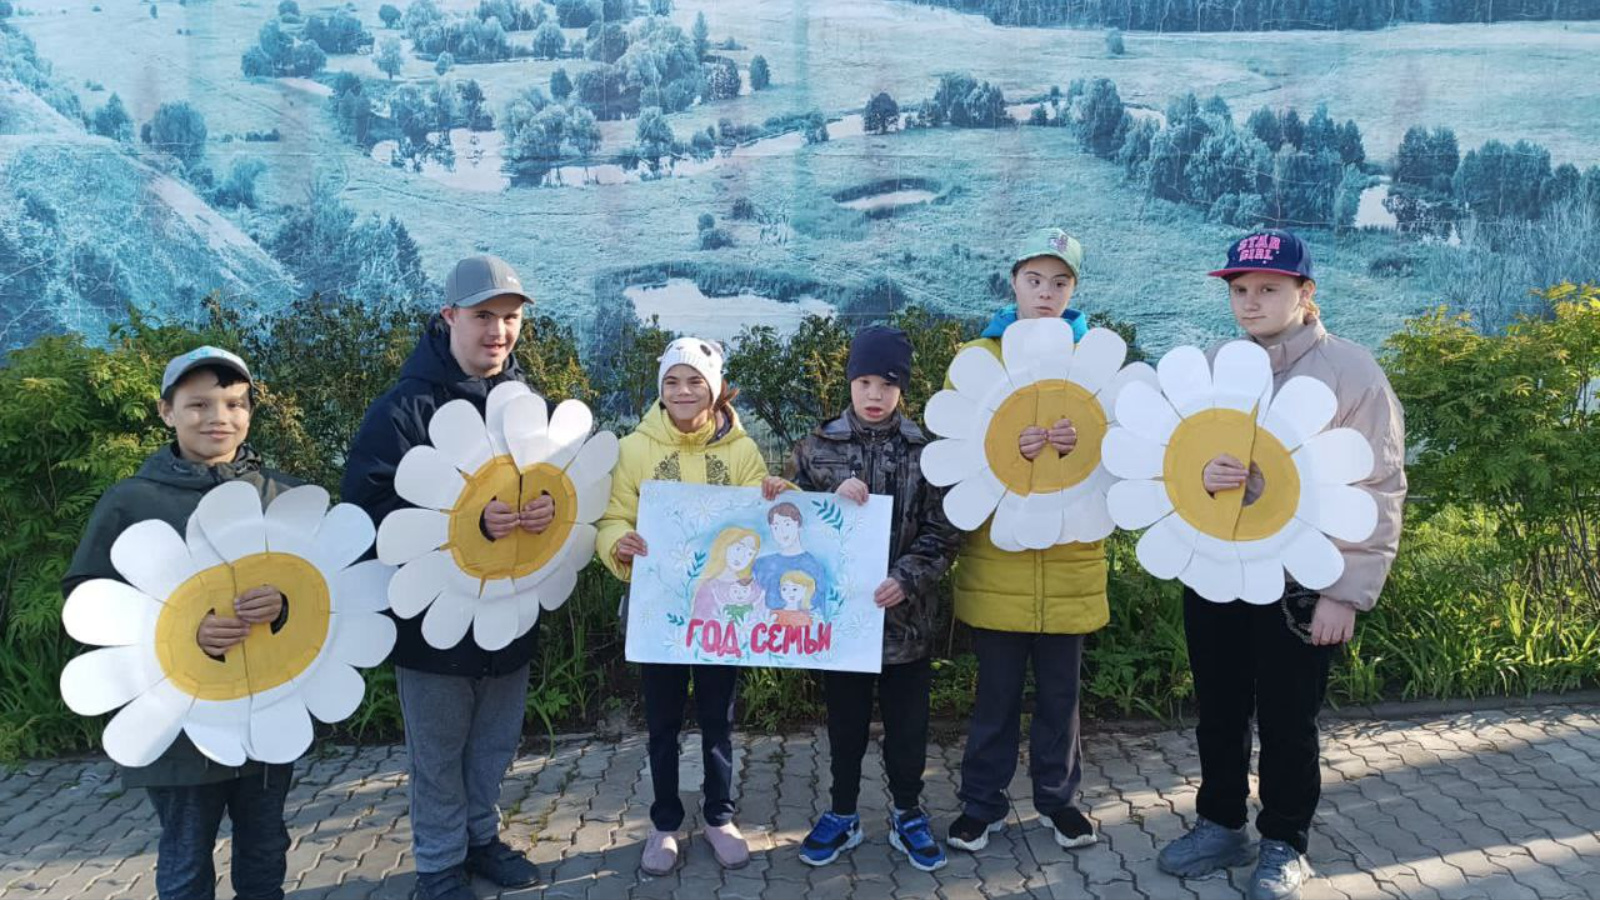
[595,337,786,876]
[948,227,1105,854]
[1156,231,1406,900]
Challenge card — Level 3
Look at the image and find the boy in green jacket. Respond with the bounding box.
[63,347,300,900]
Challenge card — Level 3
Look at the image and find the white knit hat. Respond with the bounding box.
[657,337,725,401]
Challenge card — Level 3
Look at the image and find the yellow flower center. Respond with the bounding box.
[984,379,1108,495]
[155,553,329,702]
[1162,407,1300,542]
[447,455,578,583]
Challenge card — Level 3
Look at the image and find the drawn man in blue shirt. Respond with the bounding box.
[754,502,831,620]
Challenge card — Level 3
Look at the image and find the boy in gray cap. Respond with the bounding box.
[342,255,548,900]
[64,346,302,900]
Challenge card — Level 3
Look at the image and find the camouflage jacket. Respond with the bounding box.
[787,411,962,665]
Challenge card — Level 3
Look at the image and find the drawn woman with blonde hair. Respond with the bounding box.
[691,526,763,622]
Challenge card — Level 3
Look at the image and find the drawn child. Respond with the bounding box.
[771,570,817,628]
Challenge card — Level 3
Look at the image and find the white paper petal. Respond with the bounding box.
[1025,317,1078,385]
[302,664,367,724]
[376,508,450,566]
[543,400,596,471]
[1069,328,1128,396]
[1235,522,1299,561]
[329,558,394,615]
[329,611,396,668]
[484,383,534,456]
[429,399,496,474]
[101,681,191,768]
[1101,361,1159,425]
[516,592,543,636]
[249,696,314,764]
[263,486,329,557]
[920,438,985,488]
[185,514,227,570]
[183,699,252,767]
[924,389,979,441]
[949,346,1011,409]
[1113,380,1182,446]
[1296,484,1379,544]
[1014,490,1066,551]
[503,393,555,469]
[308,503,377,574]
[1062,488,1116,543]
[471,598,520,651]
[1210,341,1273,413]
[1156,345,1215,417]
[943,468,1007,532]
[1101,427,1165,480]
[535,560,580,612]
[194,480,268,563]
[388,550,454,618]
[63,580,161,647]
[1184,534,1245,602]
[395,445,468,512]
[1293,428,1374,486]
[574,475,612,525]
[421,589,477,649]
[1240,557,1288,605]
[1261,376,1338,450]
[990,491,1029,550]
[1136,513,1199,580]
[60,645,162,715]
[565,431,619,488]
[1107,479,1175,530]
[111,520,197,601]
[1282,527,1345,590]
[1002,318,1043,386]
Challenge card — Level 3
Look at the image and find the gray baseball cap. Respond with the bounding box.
[161,346,252,398]
[445,255,533,308]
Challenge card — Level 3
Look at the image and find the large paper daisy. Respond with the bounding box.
[60,483,395,767]
[921,318,1156,550]
[1103,340,1378,603]
[376,382,617,650]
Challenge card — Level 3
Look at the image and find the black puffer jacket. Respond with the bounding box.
[341,316,541,677]
[63,444,301,788]
[786,410,961,665]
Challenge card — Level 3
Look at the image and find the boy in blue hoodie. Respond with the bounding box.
[64,347,300,900]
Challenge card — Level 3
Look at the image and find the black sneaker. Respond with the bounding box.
[1044,807,1098,849]
[947,813,1003,852]
[417,866,475,900]
[464,837,541,888]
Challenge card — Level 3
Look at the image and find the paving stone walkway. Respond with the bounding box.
[3,704,1598,899]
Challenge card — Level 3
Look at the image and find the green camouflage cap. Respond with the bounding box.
[1011,227,1084,279]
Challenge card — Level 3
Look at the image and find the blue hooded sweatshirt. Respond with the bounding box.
[980,305,1089,341]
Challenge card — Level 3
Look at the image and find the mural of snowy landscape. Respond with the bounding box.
[3,0,1598,358]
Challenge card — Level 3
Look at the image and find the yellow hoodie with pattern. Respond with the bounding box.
[596,401,771,582]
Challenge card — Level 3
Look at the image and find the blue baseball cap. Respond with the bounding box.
[1209,229,1314,281]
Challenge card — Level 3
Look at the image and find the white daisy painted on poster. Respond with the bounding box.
[59,482,395,768]
[376,382,617,650]
[1103,340,1378,603]
[920,317,1157,550]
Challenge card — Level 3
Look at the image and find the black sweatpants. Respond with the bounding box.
[958,628,1086,822]
[1184,587,1334,854]
[640,662,740,832]
[823,658,933,815]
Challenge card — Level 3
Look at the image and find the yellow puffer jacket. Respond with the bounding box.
[949,337,1110,634]
[596,401,771,582]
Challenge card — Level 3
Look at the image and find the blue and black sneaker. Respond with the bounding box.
[889,807,947,872]
[800,811,863,866]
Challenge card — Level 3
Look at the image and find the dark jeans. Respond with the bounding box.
[641,663,739,831]
[958,628,1085,822]
[1184,587,1335,854]
[824,657,933,815]
[145,765,293,900]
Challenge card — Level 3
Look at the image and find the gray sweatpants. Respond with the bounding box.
[396,664,529,874]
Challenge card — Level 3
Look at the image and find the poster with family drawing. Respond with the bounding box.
[625,482,891,674]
